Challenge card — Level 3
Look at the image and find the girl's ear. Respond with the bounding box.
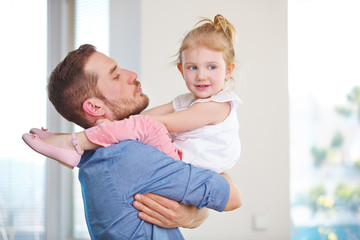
[82,98,106,117]
[226,63,235,80]
[177,64,184,77]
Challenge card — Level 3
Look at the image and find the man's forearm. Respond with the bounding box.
[182,207,209,229]
[221,173,242,211]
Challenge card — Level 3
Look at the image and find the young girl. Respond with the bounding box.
[23,14,241,173]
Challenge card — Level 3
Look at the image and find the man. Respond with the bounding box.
[48,44,241,239]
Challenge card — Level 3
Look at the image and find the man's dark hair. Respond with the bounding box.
[48,44,102,128]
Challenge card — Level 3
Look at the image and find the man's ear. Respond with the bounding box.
[82,98,106,117]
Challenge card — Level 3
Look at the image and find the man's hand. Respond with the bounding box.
[133,193,209,229]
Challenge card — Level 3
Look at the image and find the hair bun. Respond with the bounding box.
[213,14,236,46]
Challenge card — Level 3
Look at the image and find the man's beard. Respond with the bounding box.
[104,94,149,120]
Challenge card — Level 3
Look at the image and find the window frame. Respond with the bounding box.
[46,0,75,239]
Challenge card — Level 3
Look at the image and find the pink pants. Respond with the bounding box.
[84,115,181,160]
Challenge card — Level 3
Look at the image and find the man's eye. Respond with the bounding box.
[189,66,197,70]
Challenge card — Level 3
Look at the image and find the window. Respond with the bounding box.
[74,0,109,54]
[289,0,360,239]
[0,1,47,239]
[72,0,109,238]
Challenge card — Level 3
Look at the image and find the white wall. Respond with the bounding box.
[110,0,289,239]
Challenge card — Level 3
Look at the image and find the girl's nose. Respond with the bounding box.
[197,69,206,81]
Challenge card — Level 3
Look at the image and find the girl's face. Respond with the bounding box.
[178,46,234,99]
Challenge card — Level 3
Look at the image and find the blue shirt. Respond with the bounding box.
[78,140,230,240]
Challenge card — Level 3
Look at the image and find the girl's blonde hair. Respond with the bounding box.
[176,14,237,66]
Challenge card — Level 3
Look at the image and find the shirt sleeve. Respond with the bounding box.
[179,166,230,211]
[123,142,231,212]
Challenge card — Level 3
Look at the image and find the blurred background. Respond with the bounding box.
[0,0,359,239]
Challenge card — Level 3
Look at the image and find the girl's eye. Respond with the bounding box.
[208,65,216,70]
[189,66,197,70]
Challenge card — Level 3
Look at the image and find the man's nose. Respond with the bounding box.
[127,70,138,84]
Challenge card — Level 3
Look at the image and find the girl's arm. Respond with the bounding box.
[150,101,231,133]
[141,102,174,116]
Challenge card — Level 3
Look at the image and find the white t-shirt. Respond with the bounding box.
[171,89,241,173]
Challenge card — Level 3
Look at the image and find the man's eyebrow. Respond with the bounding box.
[109,65,117,75]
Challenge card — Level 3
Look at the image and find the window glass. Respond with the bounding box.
[0,1,47,239]
[75,0,109,53]
[289,0,360,239]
